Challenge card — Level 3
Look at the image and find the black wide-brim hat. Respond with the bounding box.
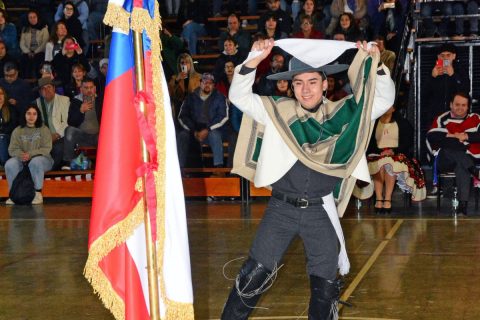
[267,57,349,81]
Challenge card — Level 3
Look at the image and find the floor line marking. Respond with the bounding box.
[208,316,401,320]
[339,219,404,310]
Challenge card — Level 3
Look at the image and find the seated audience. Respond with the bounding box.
[274,79,293,97]
[19,10,50,79]
[0,9,18,55]
[0,40,17,73]
[213,36,247,82]
[368,0,404,53]
[0,85,16,165]
[292,0,325,34]
[291,14,324,39]
[259,13,289,40]
[63,78,101,169]
[0,62,33,116]
[255,52,285,95]
[419,0,470,37]
[375,35,396,75]
[87,0,108,42]
[168,53,201,121]
[426,92,480,216]
[358,106,426,213]
[423,43,470,127]
[96,58,108,99]
[176,0,208,55]
[160,26,185,81]
[215,59,240,168]
[5,104,53,205]
[34,77,70,170]
[52,35,89,86]
[326,75,348,101]
[218,13,252,54]
[258,0,292,36]
[333,12,364,42]
[64,63,86,99]
[177,73,228,168]
[327,0,368,36]
[45,21,68,62]
[54,0,88,49]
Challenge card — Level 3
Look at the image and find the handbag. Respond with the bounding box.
[9,163,36,205]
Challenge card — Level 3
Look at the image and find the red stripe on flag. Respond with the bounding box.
[89,68,143,246]
[99,243,150,320]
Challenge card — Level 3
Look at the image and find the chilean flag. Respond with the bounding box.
[84,1,194,319]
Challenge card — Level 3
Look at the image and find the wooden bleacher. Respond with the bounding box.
[0,170,94,198]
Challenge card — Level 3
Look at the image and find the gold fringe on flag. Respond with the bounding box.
[103,2,130,34]
[84,200,146,320]
[86,2,195,319]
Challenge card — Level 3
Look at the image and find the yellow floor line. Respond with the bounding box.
[340,219,404,310]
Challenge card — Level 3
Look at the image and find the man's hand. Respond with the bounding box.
[448,132,468,142]
[244,39,275,69]
[194,129,209,142]
[80,100,93,113]
[8,98,17,106]
[20,152,31,162]
[356,41,379,55]
[51,133,61,142]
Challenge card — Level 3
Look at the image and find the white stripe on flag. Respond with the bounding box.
[126,223,151,314]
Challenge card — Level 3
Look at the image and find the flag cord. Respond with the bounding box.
[133,29,161,320]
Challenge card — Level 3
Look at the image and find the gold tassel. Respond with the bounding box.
[103,2,130,34]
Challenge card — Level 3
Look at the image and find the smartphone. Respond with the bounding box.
[443,59,450,67]
[181,64,188,73]
[41,64,52,74]
[436,58,443,68]
[66,43,79,50]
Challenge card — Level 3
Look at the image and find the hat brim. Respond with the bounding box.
[33,79,61,91]
[266,64,349,81]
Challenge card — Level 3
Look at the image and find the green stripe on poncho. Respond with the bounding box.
[234,49,379,216]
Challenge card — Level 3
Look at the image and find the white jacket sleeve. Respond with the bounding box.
[371,64,395,121]
[229,64,268,125]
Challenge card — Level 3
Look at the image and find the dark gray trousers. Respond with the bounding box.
[437,149,474,201]
[249,197,339,280]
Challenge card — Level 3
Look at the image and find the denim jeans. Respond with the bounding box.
[0,134,10,166]
[5,156,53,190]
[177,128,224,167]
[181,22,207,55]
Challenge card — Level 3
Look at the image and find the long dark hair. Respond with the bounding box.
[0,86,10,123]
[20,105,43,128]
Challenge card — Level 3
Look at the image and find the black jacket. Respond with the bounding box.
[67,95,103,128]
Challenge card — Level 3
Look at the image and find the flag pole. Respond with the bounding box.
[133,29,161,320]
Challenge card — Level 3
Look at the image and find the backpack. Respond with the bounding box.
[9,163,36,205]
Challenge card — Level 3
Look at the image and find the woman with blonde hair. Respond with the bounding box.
[168,53,201,120]
[0,86,17,166]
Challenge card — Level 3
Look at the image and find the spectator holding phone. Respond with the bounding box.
[424,44,469,120]
[62,78,101,170]
[52,35,89,86]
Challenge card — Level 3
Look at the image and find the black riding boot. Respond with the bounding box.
[308,275,343,320]
[221,257,272,320]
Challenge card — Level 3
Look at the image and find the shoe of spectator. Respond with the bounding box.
[5,198,14,205]
[427,186,442,198]
[61,165,71,170]
[31,192,43,205]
